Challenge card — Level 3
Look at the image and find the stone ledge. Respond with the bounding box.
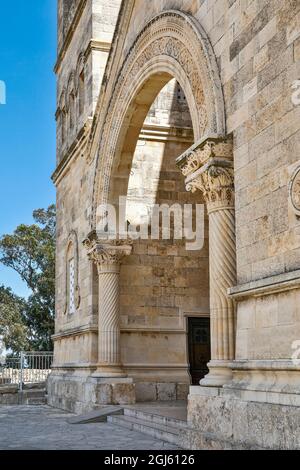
[228,269,300,299]
[189,385,221,397]
[52,323,98,340]
[221,387,300,407]
[230,359,300,371]
[0,384,18,395]
[50,363,97,370]
[221,360,300,406]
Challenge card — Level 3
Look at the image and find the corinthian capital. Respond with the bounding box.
[177,135,234,212]
[187,164,234,212]
[83,232,132,271]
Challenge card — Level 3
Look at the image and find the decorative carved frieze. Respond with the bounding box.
[90,10,226,227]
[119,36,207,126]
[180,138,233,177]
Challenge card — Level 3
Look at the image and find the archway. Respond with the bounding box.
[85,10,235,394]
[118,77,210,387]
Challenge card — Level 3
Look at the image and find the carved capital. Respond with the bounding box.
[179,135,233,176]
[83,235,132,270]
[177,135,234,212]
[187,164,235,212]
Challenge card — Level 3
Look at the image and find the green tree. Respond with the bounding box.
[0,205,55,351]
[0,286,29,353]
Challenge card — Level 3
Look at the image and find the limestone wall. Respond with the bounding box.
[54,23,208,381]
[183,386,300,449]
[56,0,121,162]
[53,0,300,400]
[54,0,121,368]
[236,289,300,360]
[97,0,300,392]
[130,0,300,370]
[120,0,300,284]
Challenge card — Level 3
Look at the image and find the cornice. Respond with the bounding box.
[85,39,111,57]
[228,269,300,300]
[176,133,229,169]
[52,323,98,340]
[120,327,186,334]
[123,364,188,370]
[52,324,189,340]
[230,360,300,371]
[52,123,193,187]
[139,124,194,143]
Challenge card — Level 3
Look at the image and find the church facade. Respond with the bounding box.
[48,0,300,449]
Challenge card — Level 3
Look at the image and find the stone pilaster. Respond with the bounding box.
[177,135,236,386]
[84,236,132,377]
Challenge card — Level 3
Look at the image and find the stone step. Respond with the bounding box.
[23,382,46,390]
[124,408,188,430]
[68,406,123,424]
[107,414,183,446]
[26,397,47,405]
[21,388,47,405]
[22,389,46,399]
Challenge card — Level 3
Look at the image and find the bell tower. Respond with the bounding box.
[55,0,121,163]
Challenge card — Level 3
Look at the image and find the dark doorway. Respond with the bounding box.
[188,317,211,385]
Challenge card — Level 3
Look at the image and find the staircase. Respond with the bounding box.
[0,383,47,405]
[107,406,188,446]
[21,387,47,405]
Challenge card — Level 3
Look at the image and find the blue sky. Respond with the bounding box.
[0,1,57,297]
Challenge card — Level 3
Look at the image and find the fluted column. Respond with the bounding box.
[178,136,236,386]
[84,236,132,377]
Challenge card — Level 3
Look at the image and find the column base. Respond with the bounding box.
[47,371,136,412]
[92,364,127,379]
[87,376,136,405]
[200,360,233,387]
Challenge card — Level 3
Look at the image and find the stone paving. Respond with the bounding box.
[0,405,180,450]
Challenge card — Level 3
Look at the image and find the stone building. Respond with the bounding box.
[48,0,300,449]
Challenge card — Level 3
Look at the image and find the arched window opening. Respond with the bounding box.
[67,254,75,315]
[69,92,75,131]
[61,108,67,144]
[65,232,80,316]
[79,70,85,116]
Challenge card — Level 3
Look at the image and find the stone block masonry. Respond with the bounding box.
[50,0,300,450]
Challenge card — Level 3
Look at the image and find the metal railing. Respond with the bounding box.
[0,352,53,390]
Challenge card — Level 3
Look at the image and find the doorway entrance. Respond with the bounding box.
[188,317,210,385]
